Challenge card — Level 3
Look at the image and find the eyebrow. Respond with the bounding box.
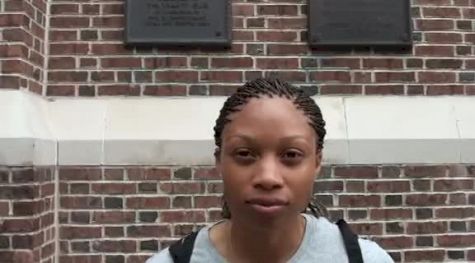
[226,134,309,142]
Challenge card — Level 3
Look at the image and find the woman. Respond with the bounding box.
[147,78,394,263]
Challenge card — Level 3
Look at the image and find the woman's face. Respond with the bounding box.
[216,97,322,226]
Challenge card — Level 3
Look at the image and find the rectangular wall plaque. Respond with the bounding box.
[125,0,231,46]
[308,0,412,47]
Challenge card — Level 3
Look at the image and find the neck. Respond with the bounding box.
[227,215,306,263]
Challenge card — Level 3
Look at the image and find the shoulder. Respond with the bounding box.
[359,238,394,263]
[145,247,174,263]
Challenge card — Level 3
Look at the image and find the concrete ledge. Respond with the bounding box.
[0,90,474,166]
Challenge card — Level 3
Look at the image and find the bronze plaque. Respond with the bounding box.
[125,0,231,46]
[308,0,412,47]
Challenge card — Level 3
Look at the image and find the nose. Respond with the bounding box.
[252,155,284,191]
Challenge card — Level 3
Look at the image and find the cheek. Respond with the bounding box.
[288,162,317,199]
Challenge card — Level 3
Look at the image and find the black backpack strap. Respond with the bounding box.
[169,231,199,263]
[336,219,364,263]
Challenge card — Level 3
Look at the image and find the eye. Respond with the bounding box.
[281,149,304,164]
[233,148,256,163]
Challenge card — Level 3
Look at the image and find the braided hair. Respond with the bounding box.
[213,78,328,219]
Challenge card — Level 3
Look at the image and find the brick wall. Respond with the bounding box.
[45,0,475,97]
[0,167,56,263]
[54,165,475,263]
[0,0,47,94]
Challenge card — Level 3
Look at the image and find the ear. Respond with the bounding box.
[315,150,323,178]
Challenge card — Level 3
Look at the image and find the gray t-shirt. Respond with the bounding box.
[147,214,394,263]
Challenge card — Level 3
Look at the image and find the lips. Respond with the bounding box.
[245,197,288,216]
[246,197,288,207]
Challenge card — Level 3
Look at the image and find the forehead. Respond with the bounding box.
[222,97,316,140]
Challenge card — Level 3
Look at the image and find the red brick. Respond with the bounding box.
[320,85,362,95]
[143,85,187,96]
[1,218,40,233]
[423,7,461,18]
[91,183,135,195]
[49,57,75,69]
[345,181,365,192]
[92,212,135,224]
[194,168,220,180]
[267,18,306,29]
[256,58,298,69]
[156,71,198,83]
[92,240,136,253]
[144,57,187,69]
[351,223,383,235]
[93,16,124,28]
[13,200,41,216]
[434,179,474,191]
[0,201,8,216]
[101,58,141,69]
[406,194,448,206]
[0,75,21,89]
[416,19,454,30]
[201,71,242,82]
[59,168,101,181]
[404,165,447,178]
[233,4,255,16]
[268,44,308,55]
[91,44,131,55]
[256,31,298,42]
[0,14,29,27]
[367,181,410,192]
[233,30,254,41]
[98,85,140,96]
[160,211,206,223]
[194,196,222,208]
[46,85,75,96]
[160,182,205,195]
[126,197,170,209]
[50,16,89,28]
[127,168,171,181]
[415,45,454,56]
[436,207,475,218]
[419,72,457,83]
[339,195,381,207]
[405,250,445,262]
[407,221,447,234]
[82,4,100,15]
[311,71,351,83]
[127,225,170,238]
[59,255,101,263]
[370,208,413,220]
[0,185,39,199]
[373,236,413,249]
[60,196,102,209]
[437,234,475,247]
[425,33,463,43]
[320,58,360,69]
[334,166,378,179]
[60,226,101,239]
[102,3,125,15]
[257,5,298,16]
[207,182,224,193]
[50,4,79,15]
[313,181,344,193]
[363,59,403,69]
[211,57,253,68]
[265,71,306,82]
[365,85,404,95]
[375,72,415,82]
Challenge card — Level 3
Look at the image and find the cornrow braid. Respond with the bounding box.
[213,78,327,219]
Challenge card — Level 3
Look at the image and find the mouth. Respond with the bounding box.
[245,198,288,215]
